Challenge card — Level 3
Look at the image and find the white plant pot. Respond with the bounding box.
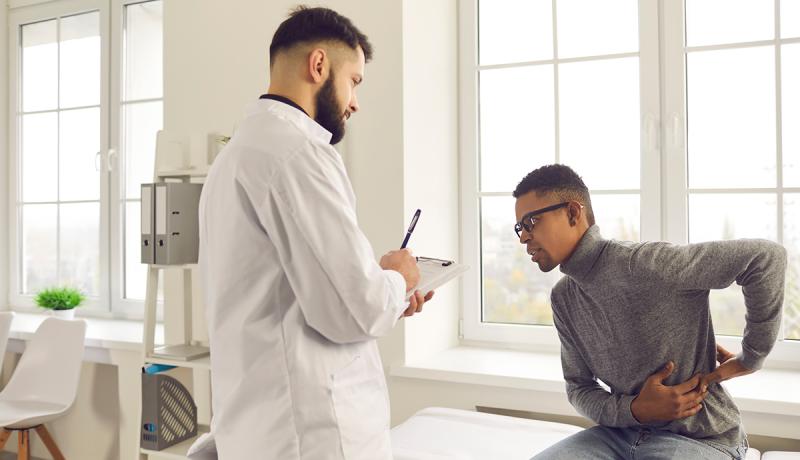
[52,309,76,320]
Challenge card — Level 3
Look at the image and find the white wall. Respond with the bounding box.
[1,0,9,310]
[399,0,460,366]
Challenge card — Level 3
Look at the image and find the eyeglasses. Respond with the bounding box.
[514,202,570,238]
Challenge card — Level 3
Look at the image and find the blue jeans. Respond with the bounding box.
[532,426,748,460]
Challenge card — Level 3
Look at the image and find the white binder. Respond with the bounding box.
[141,184,155,264]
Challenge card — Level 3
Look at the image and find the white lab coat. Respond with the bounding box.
[197,99,408,459]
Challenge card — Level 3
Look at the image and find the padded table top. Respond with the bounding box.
[391,407,762,460]
[391,407,582,460]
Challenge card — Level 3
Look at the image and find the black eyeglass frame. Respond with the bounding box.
[513,202,570,238]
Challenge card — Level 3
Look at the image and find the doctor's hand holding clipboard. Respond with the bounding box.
[379,209,435,318]
[393,209,469,316]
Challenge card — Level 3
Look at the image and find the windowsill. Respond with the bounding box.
[390,346,800,427]
[5,311,163,353]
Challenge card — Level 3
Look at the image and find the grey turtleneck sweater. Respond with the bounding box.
[551,225,787,447]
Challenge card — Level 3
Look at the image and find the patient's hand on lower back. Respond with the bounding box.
[699,344,754,390]
[631,361,708,424]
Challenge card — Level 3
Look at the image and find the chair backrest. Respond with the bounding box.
[0,318,86,409]
[0,312,14,372]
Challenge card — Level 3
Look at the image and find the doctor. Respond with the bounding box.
[198,6,433,460]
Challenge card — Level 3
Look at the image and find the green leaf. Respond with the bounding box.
[34,286,86,310]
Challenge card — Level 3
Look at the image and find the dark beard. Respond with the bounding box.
[314,70,346,145]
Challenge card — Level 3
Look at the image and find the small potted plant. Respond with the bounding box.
[34,287,86,319]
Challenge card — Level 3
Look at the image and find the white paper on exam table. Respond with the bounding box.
[406,257,469,301]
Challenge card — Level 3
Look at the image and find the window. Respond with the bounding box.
[677,0,800,340]
[461,0,800,358]
[118,0,163,305]
[8,0,163,318]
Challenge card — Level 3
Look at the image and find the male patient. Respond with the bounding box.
[513,165,786,459]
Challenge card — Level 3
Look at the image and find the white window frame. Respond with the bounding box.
[7,0,162,320]
[460,0,800,367]
[109,0,164,317]
[7,0,112,315]
[660,0,800,365]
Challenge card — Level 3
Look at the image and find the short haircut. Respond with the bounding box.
[512,164,596,226]
[269,6,374,65]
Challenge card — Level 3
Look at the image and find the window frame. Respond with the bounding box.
[8,0,111,315]
[460,0,800,367]
[7,0,162,320]
[660,0,800,366]
[109,0,164,318]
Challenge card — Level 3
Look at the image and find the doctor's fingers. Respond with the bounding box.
[402,291,425,317]
[403,294,419,317]
[412,291,425,313]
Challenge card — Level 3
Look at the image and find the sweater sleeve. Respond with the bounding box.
[552,291,641,427]
[628,239,787,370]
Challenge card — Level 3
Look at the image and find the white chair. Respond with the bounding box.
[0,317,86,460]
[0,312,14,373]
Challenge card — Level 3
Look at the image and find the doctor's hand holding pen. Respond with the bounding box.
[384,208,435,318]
[380,249,420,290]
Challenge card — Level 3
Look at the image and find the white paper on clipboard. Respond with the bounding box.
[406,256,469,301]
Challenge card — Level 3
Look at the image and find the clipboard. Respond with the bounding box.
[406,256,469,300]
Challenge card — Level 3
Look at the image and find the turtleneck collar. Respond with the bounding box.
[559,225,606,281]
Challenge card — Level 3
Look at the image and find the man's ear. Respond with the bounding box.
[568,201,582,226]
[308,48,327,84]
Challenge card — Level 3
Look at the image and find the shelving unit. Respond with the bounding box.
[139,425,210,460]
[140,168,210,459]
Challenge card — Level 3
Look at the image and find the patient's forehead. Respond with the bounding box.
[515,191,558,216]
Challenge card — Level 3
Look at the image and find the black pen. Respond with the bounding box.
[401,209,421,249]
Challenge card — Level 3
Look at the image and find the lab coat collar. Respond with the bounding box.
[559,225,606,281]
[246,97,333,145]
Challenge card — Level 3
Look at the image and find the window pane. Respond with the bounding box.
[689,193,777,337]
[479,66,554,192]
[783,0,800,38]
[784,194,800,340]
[479,0,552,65]
[22,204,57,294]
[124,1,163,101]
[686,0,773,47]
[125,201,147,300]
[124,101,163,198]
[59,108,100,201]
[689,194,777,242]
[559,57,640,190]
[59,12,100,108]
[687,47,775,188]
[59,202,100,296]
[591,194,640,242]
[783,44,800,187]
[556,0,638,59]
[21,20,58,112]
[21,113,58,202]
[481,196,560,325]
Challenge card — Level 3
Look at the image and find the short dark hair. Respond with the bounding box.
[512,164,595,226]
[269,6,374,65]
